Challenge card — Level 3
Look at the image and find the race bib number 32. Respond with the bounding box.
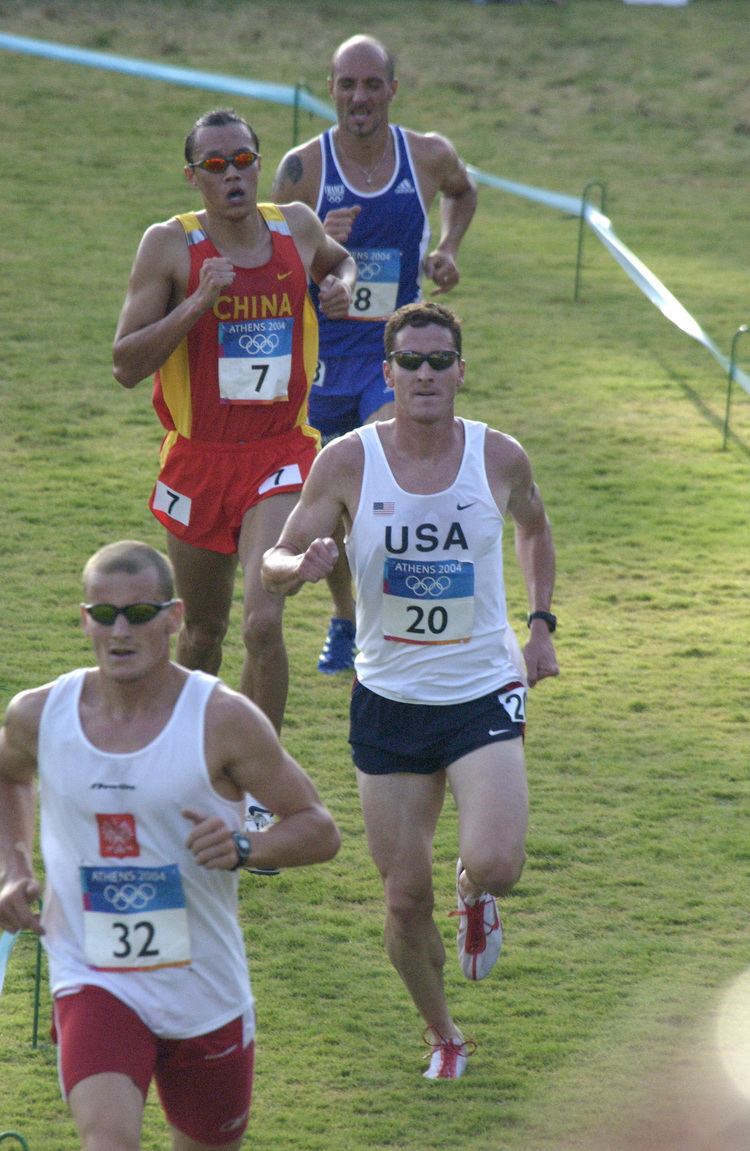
[81,864,191,972]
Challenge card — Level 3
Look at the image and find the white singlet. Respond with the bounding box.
[38,668,253,1039]
[347,419,524,704]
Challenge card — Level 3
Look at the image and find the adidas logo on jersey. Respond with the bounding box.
[395,178,416,195]
[325,184,346,204]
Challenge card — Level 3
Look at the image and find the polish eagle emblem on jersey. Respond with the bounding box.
[96,813,140,858]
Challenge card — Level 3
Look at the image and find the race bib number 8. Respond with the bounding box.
[81,864,191,972]
[382,557,475,645]
[218,319,293,403]
[349,248,401,321]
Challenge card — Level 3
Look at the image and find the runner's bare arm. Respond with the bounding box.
[203,685,341,870]
[0,689,47,934]
[112,220,234,387]
[262,438,358,596]
[271,140,322,207]
[282,202,356,319]
[411,132,477,294]
[505,448,559,688]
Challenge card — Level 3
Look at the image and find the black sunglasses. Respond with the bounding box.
[83,601,178,626]
[187,149,260,174]
[388,350,461,371]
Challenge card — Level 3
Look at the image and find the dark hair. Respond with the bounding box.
[384,302,462,358]
[83,540,175,601]
[184,108,260,164]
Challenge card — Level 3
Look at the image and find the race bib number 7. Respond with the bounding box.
[81,864,191,972]
[218,318,293,403]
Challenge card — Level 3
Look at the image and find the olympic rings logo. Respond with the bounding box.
[405,575,451,597]
[103,883,157,912]
[357,262,382,281]
[238,333,280,355]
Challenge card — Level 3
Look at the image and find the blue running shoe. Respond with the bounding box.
[317,617,356,674]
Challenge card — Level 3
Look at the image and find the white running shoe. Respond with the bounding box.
[422,1032,476,1080]
[243,800,280,876]
[450,858,503,980]
[245,801,274,833]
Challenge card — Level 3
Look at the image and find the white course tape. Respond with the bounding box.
[468,165,750,397]
[586,205,750,394]
[0,33,334,118]
[0,931,19,995]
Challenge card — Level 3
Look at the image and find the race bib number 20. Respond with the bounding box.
[382,557,475,645]
[81,864,191,972]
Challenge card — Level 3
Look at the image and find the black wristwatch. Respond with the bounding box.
[527,610,557,633]
[230,832,253,871]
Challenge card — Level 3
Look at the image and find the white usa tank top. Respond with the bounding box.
[38,668,253,1039]
[347,419,524,704]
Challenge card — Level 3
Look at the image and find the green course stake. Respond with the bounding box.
[574,179,607,303]
[722,323,749,450]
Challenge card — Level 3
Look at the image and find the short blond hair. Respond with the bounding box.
[82,540,174,600]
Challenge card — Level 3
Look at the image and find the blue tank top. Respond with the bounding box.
[311,125,430,358]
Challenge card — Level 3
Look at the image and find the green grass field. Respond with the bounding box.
[1,2,749,1148]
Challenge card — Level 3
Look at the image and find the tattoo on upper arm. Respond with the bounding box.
[284,155,304,185]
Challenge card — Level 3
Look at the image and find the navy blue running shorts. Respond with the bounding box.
[309,354,393,438]
[349,679,527,776]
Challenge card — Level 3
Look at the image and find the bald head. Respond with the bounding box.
[330,35,395,84]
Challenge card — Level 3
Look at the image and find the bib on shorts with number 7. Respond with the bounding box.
[382,557,475,645]
[81,864,191,972]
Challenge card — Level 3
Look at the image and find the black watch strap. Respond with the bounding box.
[527,610,557,633]
[230,832,252,871]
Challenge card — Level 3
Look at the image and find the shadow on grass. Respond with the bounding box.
[653,352,750,460]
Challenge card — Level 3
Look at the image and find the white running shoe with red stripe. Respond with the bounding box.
[422,1033,476,1080]
[450,858,503,980]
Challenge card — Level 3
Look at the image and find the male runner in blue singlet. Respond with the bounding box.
[273,35,477,673]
